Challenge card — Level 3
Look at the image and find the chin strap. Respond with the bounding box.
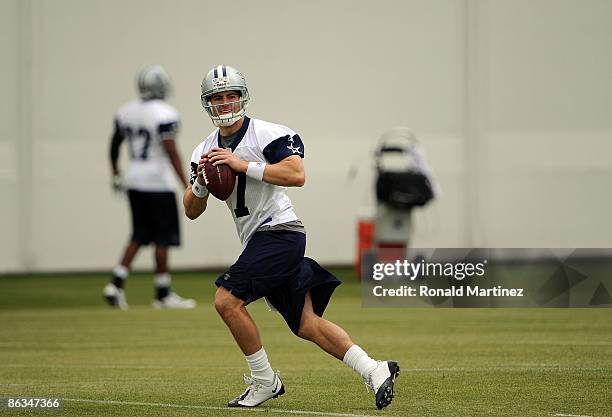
[213,111,244,127]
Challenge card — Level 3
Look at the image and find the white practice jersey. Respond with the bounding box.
[190,117,305,246]
[115,99,180,192]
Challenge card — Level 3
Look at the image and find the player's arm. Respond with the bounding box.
[109,119,124,176]
[260,155,305,186]
[161,139,188,189]
[207,150,305,187]
[109,119,126,191]
[159,121,188,189]
[183,156,210,220]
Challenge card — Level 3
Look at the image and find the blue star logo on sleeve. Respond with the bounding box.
[286,136,303,155]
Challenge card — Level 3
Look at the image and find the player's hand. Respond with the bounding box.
[206,148,248,173]
[112,174,125,192]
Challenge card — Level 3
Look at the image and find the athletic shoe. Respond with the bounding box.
[152,292,196,309]
[103,283,128,310]
[228,372,285,407]
[366,360,400,409]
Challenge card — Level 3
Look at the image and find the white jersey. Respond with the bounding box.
[190,117,305,246]
[115,99,180,192]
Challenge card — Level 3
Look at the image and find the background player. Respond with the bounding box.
[104,65,196,310]
[183,65,399,409]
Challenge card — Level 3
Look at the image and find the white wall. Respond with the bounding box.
[0,0,23,271]
[480,0,612,247]
[1,0,610,273]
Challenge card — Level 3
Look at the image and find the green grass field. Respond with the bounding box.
[0,270,610,417]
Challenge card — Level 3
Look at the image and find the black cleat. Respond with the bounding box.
[368,361,400,410]
[102,283,128,310]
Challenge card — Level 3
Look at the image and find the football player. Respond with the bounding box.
[104,65,196,310]
[183,65,399,409]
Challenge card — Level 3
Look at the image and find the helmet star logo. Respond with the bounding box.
[212,77,229,88]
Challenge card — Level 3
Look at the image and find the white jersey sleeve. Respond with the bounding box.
[252,120,304,163]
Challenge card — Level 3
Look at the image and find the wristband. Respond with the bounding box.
[191,180,209,198]
[246,161,266,181]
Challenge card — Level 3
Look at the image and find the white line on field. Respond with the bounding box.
[64,398,379,417]
[2,363,608,372]
[553,413,597,417]
[405,366,609,373]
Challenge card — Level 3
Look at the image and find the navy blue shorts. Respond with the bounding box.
[128,190,180,247]
[215,230,341,335]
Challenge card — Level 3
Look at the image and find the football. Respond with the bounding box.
[203,161,236,201]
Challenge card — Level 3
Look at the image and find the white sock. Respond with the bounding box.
[113,265,129,279]
[112,265,129,288]
[154,273,171,287]
[245,347,275,386]
[343,345,378,379]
